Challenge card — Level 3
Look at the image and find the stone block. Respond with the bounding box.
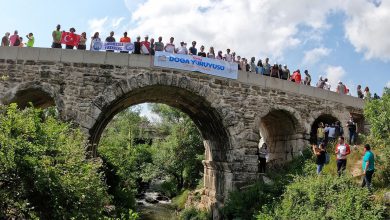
[326,90,343,103]
[0,47,18,60]
[282,80,299,94]
[299,84,315,97]
[129,54,151,68]
[83,50,106,64]
[38,48,62,61]
[17,47,40,61]
[61,49,84,63]
[237,71,248,83]
[246,72,266,87]
[266,76,284,91]
[105,52,129,66]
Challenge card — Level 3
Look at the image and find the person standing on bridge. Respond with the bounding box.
[207,47,215,59]
[9,30,19,46]
[1,32,10,46]
[133,36,141,54]
[52,25,62,48]
[77,32,87,50]
[335,136,351,177]
[90,32,101,50]
[189,41,197,55]
[154,36,164,52]
[119,32,131,53]
[361,144,375,191]
[197,45,206,57]
[26,33,35,47]
[164,37,175,53]
[141,35,150,55]
[105,31,116,52]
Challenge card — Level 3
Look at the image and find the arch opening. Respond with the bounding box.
[310,114,340,144]
[90,85,231,208]
[259,110,301,166]
[8,88,55,109]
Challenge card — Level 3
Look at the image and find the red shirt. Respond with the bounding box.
[120,37,131,43]
[292,72,302,84]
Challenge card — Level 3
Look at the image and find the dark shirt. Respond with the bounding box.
[1,36,9,46]
[316,151,326,165]
[134,41,141,54]
[197,52,206,57]
[347,120,356,132]
[105,36,115,42]
[189,47,197,55]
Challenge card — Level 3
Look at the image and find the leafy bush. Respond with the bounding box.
[180,207,210,220]
[257,175,385,220]
[0,104,110,219]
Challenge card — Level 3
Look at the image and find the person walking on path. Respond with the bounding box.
[258,142,268,173]
[361,144,375,191]
[313,143,326,174]
[335,136,351,177]
[347,116,357,145]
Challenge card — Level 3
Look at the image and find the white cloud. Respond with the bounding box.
[124,0,340,60]
[386,81,390,88]
[324,66,346,91]
[87,17,127,39]
[343,0,390,61]
[302,47,331,66]
[88,17,108,34]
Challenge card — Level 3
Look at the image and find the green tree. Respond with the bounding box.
[150,104,204,193]
[99,108,153,213]
[364,87,390,185]
[0,104,110,219]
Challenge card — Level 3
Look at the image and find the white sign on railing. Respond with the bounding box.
[153,51,238,79]
[91,41,134,52]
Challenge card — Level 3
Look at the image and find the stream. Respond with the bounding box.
[136,191,179,220]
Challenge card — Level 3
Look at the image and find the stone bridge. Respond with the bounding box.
[0,47,365,215]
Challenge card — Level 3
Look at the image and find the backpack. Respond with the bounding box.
[13,37,20,46]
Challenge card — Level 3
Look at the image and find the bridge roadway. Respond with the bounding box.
[0,47,364,218]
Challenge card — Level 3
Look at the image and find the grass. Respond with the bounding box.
[172,189,190,210]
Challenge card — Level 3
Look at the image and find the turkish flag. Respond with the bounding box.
[61,32,80,46]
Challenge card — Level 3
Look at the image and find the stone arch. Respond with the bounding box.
[87,75,234,209]
[2,82,63,110]
[258,107,306,166]
[309,113,340,144]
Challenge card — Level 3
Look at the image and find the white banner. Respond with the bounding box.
[91,41,134,52]
[153,51,238,79]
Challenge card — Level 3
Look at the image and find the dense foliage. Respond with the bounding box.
[364,87,390,186]
[98,104,204,210]
[257,175,385,220]
[0,104,110,219]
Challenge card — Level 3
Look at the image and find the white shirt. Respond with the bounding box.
[324,82,331,90]
[224,53,233,62]
[176,46,188,54]
[165,43,175,53]
[328,127,336,138]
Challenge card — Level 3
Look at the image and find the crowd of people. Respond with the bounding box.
[311,115,375,191]
[1,24,379,99]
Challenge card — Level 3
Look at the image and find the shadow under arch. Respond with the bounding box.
[6,88,56,109]
[259,109,303,166]
[310,114,340,144]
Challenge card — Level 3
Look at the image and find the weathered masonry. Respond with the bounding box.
[0,47,365,216]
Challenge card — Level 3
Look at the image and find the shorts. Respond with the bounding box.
[52,42,62,48]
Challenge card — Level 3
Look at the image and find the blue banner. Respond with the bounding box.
[91,41,134,52]
[153,51,238,79]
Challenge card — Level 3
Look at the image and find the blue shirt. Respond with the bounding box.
[362,151,375,171]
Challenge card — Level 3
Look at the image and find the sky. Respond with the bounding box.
[1,0,389,118]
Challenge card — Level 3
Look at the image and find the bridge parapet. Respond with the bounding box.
[0,47,364,110]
